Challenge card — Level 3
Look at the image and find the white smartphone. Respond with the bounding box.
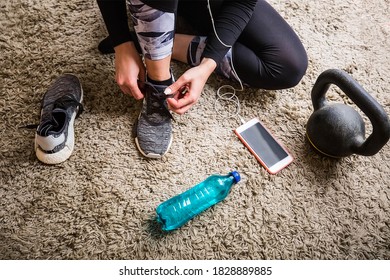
[234,118,293,174]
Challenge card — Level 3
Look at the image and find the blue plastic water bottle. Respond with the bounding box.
[156,171,241,231]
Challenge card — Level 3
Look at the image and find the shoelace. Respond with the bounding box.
[143,82,173,120]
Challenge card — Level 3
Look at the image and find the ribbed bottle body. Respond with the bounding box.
[156,171,240,231]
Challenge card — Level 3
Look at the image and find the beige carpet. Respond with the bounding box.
[1,0,389,260]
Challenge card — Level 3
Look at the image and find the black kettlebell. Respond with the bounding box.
[306,69,390,157]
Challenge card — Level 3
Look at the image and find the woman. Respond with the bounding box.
[97,0,308,158]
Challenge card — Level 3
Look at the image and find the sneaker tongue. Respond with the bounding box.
[146,91,172,123]
[38,108,67,136]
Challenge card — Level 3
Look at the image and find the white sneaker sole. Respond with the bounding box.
[135,135,173,159]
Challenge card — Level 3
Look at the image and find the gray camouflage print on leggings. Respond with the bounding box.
[127,0,175,60]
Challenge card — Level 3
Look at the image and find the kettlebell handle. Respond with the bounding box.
[312,69,390,156]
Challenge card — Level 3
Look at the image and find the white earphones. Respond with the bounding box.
[207,0,245,123]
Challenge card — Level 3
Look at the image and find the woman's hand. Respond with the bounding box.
[114,42,146,100]
[165,58,217,114]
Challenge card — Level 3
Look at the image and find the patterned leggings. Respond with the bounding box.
[127,0,176,60]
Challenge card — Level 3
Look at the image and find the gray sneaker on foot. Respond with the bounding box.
[35,74,83,164]
[134,82,173,159]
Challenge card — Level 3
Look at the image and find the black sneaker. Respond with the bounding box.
[134,81,173,158]
[34,74,83,164]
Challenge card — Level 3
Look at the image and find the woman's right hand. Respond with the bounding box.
[114,42,146,100]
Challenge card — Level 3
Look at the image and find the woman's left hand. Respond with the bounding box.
[165,58,217,115]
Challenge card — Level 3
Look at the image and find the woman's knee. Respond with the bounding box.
[252,48,308,90]
[280,51,308,88]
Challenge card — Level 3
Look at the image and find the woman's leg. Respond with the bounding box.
[126,0,179,158]
[127,0,178,82]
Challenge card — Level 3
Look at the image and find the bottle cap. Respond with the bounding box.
[230,171,241,183]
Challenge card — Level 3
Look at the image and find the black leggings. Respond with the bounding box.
[141,0,308,89]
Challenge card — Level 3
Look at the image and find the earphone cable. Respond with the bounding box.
[207,0,245,124]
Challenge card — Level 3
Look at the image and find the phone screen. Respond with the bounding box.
[239,122,289,168]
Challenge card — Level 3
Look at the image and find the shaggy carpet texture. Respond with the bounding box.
[1,0,389,259]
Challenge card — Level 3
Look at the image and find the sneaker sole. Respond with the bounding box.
[135,135,173,159]
[35,78,83,164]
